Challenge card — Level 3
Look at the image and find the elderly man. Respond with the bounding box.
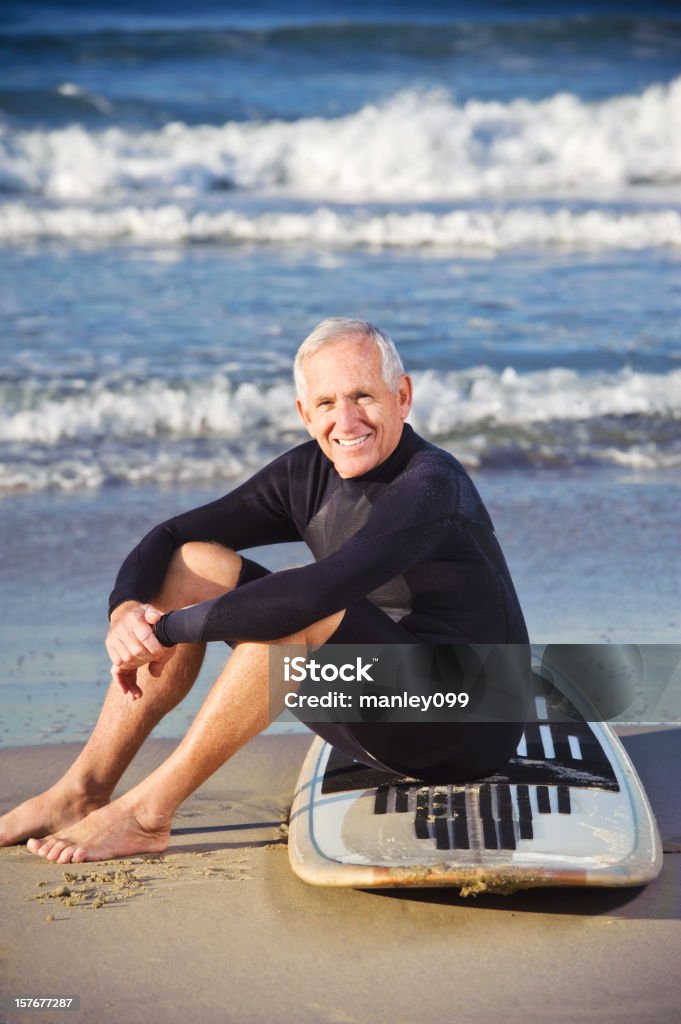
[0,317,528,863]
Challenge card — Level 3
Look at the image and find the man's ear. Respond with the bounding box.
[398,374,413,419]
[296,397,316,438]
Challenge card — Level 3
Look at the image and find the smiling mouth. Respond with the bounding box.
[335,434,370,448]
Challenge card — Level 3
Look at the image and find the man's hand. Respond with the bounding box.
[106,602,176,699]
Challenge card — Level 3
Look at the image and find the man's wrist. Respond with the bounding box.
[153,614,177,648]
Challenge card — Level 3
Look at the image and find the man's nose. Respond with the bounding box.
[335,398,360,433]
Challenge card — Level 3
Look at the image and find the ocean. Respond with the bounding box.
[1,0,679,744]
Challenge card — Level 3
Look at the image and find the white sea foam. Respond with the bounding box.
[0,377,300,444]
[2,367,680,445]
[0,448,250,494]
[1,201,680,250]
[1,79,680,201]
[1,368,679,490]
[408,366,681,433]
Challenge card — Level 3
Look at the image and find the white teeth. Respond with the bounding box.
[336,435,369,447]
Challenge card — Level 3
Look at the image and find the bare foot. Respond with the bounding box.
[26,799,171,864]
[0,785,108,847]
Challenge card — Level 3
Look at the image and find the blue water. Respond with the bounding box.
[0,0,679,743]
[3,5,681,122]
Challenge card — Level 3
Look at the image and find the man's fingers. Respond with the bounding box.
[112,666,143,699]
[107,636,131,668]
[107,605,164,662]
[144,604,163,625]
[106,604,171,681]
[107,621,162,666]
[123,639,148,661]
[107,636,147,671]
[129,610,164,655]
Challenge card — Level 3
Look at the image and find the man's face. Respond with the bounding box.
[296,335,413,479]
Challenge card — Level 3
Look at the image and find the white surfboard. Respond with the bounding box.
[288,666,662,892]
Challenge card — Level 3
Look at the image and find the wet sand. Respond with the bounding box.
[1,730,680,1024]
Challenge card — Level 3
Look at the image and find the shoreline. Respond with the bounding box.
[3,639,679,750]
[1,729,680,1024]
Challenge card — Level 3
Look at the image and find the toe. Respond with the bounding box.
[56,845,78,865]
[29,835,56,857]
[46,840,69,862]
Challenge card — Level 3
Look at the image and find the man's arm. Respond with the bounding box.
[105,447,306,693]
[153,460,462,646]
[108,447,304,616]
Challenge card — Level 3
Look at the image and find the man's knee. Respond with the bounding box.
[155,542,242,611]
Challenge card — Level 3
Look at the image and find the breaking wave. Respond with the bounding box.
[1,201,679,250]
[1,80,680,202]
[2,366,680,491]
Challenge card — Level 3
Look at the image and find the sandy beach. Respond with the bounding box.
[1,728,680,1024]
[2,2,680,1021]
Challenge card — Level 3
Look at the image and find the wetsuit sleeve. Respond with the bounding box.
[108,450,302,616]
[153,464,462,645]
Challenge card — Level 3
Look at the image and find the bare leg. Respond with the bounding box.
[26,610,344,863]
[0,543,242,847]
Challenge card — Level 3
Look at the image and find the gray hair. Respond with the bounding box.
[294,317,405,400]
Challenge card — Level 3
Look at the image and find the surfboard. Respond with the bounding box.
[288,663,662,892]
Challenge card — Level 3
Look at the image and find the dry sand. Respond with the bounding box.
[1,730,680,1024]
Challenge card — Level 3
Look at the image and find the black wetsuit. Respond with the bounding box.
[110,424,529,781]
